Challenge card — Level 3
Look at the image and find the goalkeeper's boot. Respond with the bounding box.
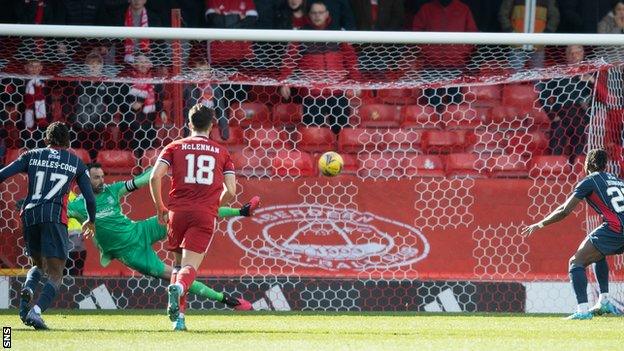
[19,288,33,323]
[172,316,187,331]
[167,284,182,322]
[240,196,261,217]
[222,294,253,311]
[565,311,593,320]
[589,300,620,316]
[24,309,49,330]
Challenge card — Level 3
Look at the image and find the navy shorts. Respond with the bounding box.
[23,223,69,260]
[588,224,624,256]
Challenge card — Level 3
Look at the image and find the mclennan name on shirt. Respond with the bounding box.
[29,158,77,173]
[181,143,221,153]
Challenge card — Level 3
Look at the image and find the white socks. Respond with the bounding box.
[599,293,609,304]
[577,303,589,313]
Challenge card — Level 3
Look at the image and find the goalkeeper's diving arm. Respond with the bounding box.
[122,167,153,195]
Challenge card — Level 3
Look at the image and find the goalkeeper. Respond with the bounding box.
[67,163,258,310]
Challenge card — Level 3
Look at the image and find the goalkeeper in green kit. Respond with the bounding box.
[67,163,258,310]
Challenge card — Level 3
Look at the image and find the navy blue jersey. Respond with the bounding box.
[0,147,96,227]
[573,172,624,233]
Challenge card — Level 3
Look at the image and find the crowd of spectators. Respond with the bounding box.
[0,0,619,33]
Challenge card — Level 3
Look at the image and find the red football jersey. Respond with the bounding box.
[157,135,235,213]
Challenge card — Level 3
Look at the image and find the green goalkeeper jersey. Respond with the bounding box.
[67,181,142,266]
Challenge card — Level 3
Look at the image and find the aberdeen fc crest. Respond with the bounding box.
[227,204,429,271]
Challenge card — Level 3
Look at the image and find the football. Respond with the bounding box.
[318,151,344,177]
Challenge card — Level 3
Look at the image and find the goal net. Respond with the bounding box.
[0,24,623,313]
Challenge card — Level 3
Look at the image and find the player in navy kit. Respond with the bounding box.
[0,122,96,329]
[523,149,623,319]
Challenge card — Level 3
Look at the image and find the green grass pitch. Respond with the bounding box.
[2,310,623,351]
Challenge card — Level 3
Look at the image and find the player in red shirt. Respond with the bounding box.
[150,104,254,330]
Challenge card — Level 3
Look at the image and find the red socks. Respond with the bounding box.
[176,265,197,294]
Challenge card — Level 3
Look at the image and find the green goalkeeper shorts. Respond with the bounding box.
[115,216,168,278]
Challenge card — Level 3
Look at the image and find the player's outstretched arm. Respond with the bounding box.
[0,157,27,183]
[150,162,169,225]
[119,166,153,197]
[220,174,237,206]
[522,195,581,237]
[76,167,97,238]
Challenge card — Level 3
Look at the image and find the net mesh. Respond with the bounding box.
[1,32,624,313]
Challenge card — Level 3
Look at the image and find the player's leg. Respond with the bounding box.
[116,243,241,306]
[218,196,261,218]
[586,226,624,316]
[589,258,619,315]
[170,248,204,327]
[139,216,167,245]
[24,223,70,329]
[20,253,43,323]
[165,210,189,323]
[20,225,43,323]
[566,237,604,320]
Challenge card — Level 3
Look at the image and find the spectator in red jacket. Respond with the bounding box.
[279,0,361,134]
[205,0,258,65]
[122,0,164,64]
[413,0,477,108]
[412,0,478,68]
[120,54,166,160]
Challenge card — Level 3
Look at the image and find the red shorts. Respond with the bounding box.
[166,210,216,253]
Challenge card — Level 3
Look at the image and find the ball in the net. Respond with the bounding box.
[318,151,344,177]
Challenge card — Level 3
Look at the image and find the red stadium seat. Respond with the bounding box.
[506,130,549,156]
[337,153,359,175]
[358,104,402,128]
[97,150,136,175]
[229,102,271,127]
[272,103,303,125]
[210,126,245,152]
[67,148,91,164]
[421,130,469,154]
[338,128,379,153]
[271,149,314,177]
[481,154,529,178]
[467,131,505,154]
[502,84,538,110]
[401,105,440,129]
[297,127,336,153]
[140,149,162,168]
[403,154,445,178]
[381,128,423,152]
[357,152,402,178]
[245,127,290,149]
[463,85,502,106]
[529,155,572,179]
[231,149,274,177]
[446,153,487,178]
[488,105,524,126]
[441,103,482,130]
[377,89,419,105]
